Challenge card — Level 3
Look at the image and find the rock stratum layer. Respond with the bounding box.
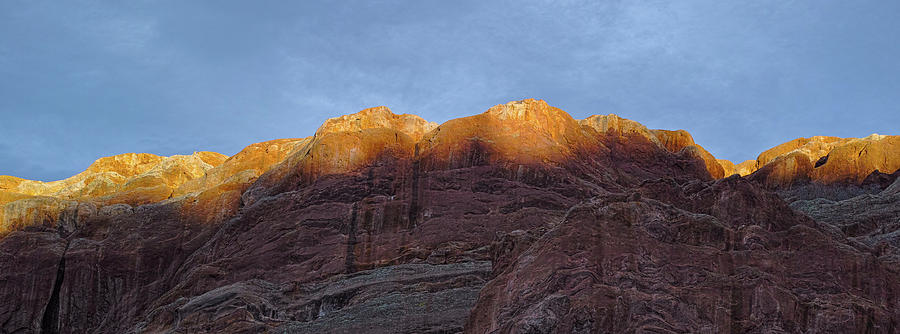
[0,99,898,333]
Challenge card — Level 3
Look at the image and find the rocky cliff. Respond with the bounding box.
[737,134,900,189]
[0,99,897,333]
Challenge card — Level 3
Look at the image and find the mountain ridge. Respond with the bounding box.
[2,99,899,333]
[2,99,897,234]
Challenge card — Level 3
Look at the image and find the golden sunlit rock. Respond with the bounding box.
[315,106,438,141]
[746,134,900,187]
[717,159,735,176]
[418,99,603,170]
[0,151,226,233]
[734,159,757,176]
[580,114,662,146]
[241,106,436,205]
[2,99,897,234]
[809,134,900,184]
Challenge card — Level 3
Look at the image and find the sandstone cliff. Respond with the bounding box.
[0,99,898,333]
[745,134,900,188]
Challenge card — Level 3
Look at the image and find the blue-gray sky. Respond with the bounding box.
[2,1,899,181]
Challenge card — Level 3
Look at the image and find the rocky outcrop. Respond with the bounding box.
[579,114,726,179]
[173,138,308,224]
[755,136,849,171]
[417,99,600,169]
[4,152,225,200]
[0,152,228,234]
[652,129,726,179]
[740,134,900,188]
[810,134,900,184]
[315,105,438,141]
[579,114,662,147]
[0,139,322,232]
[748,151,815,188]
[0,99,898,333]
[241,131,418,206]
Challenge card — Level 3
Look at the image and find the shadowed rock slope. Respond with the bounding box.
[0,99,897,333]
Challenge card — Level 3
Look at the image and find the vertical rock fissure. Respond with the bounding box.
[344,202,359,274]
[408,144,421,229]
[40,240,69,334]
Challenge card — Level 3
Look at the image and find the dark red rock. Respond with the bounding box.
[0,100,898,334]
[861,169,900,190]
[0,232,67,333]
[466,178,899,333]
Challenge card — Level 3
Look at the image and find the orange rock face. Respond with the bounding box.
[242,107,433,204]
[172,138,308,223]
[0,152,228,233]
[754,136,849,171]
[174,139,305,197]
[734,159,757,176]
[744,134,900,188]
[418,99,602,169]
[810,135,900,184]
[717,159,735,176]
[748,151,814,188]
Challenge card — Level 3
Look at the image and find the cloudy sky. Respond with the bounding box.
[1,1,898,181]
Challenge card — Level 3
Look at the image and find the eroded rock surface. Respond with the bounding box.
[0,99,897,333]
[467,177,900,333]
[0,152,227,233]
[742,134,900,189]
